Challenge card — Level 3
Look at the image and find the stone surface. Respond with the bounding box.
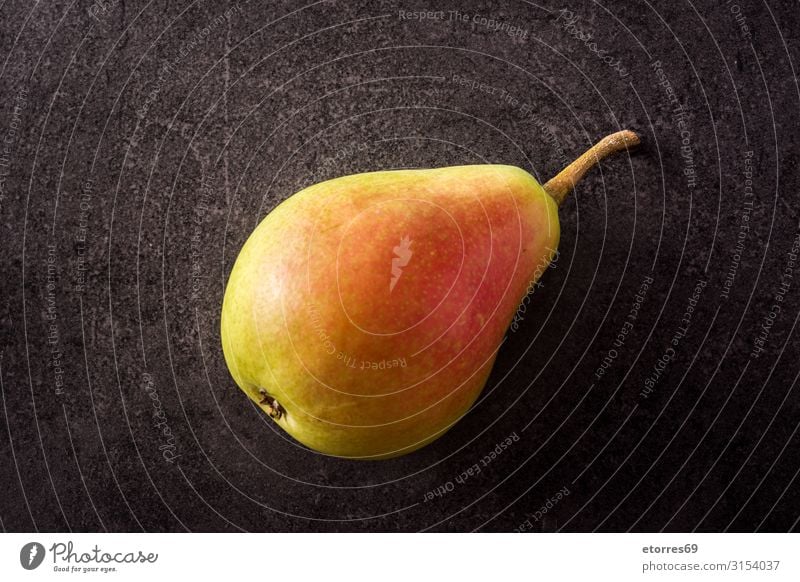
[0,0,798,531]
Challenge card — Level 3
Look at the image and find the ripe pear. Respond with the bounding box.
[221,130,640,459]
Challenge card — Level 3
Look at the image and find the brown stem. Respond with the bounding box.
[543,130,641,206]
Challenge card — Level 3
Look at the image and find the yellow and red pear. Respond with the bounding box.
[221,130,639,459]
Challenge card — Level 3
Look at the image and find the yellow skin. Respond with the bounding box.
[220,130,639,459]
[221,166,559,459]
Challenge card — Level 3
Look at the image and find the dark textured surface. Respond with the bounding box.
[0,0,799,532]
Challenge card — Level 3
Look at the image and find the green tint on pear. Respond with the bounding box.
[221,130,640,459]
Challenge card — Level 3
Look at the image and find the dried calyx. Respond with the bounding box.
[258,389,284,420]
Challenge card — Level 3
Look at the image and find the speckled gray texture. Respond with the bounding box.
[0,0,799,532]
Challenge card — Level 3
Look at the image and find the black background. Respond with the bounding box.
[1,0,799,532]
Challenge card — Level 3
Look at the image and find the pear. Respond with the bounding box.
[221,130,640,459]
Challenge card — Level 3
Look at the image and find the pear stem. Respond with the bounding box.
[543,129,641,206]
